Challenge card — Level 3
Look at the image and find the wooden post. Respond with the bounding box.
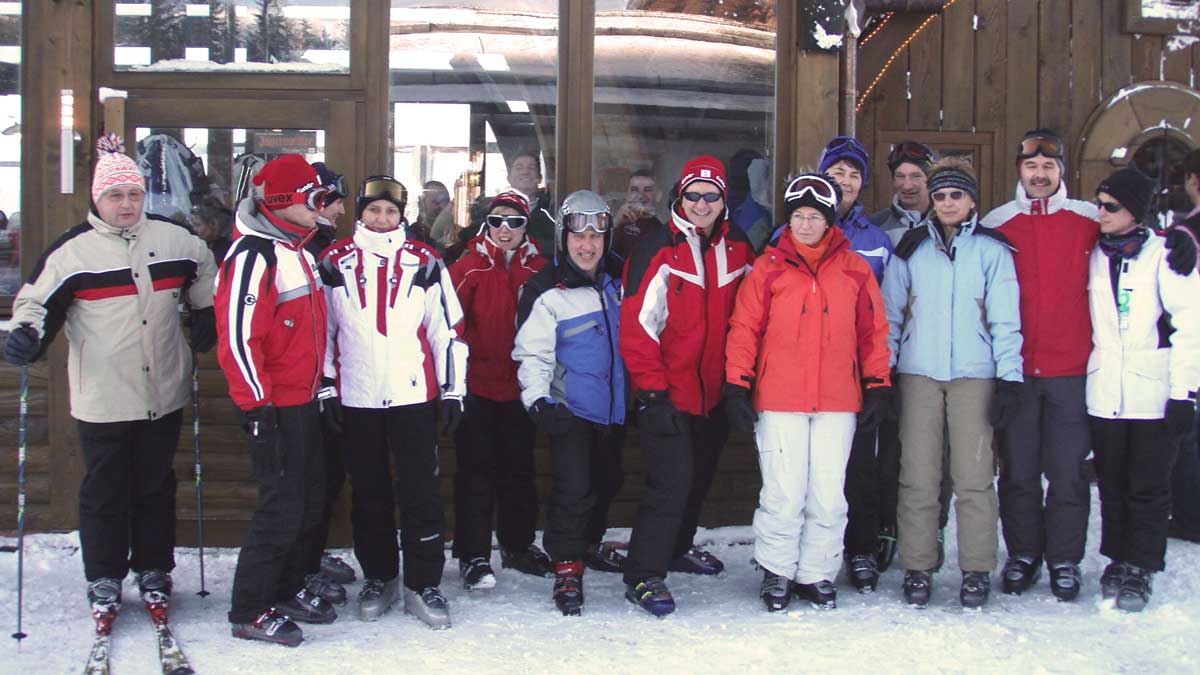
[556,0,595,198]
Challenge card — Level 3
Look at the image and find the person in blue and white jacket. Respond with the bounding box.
[513,190,626,617]
[882,158,1023,610]
[1086,168,1200,613]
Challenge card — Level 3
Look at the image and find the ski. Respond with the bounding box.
[146,600,194,675]
[82,609,117,675]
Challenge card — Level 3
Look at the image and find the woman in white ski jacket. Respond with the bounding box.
[318,175,467,627]
[1086,168,1200,612]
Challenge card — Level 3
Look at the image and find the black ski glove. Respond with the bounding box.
[1165,227,1198,276]
[238,404,278,446]
[858,386,893,432]
[441,398,464,435]
[723,382,758,434]
[529,397,572,436]
[988,379,1025,431]
[317,377,343,437]
[188,306,217,353]
[3,323,41,365]
[637,390,684,436]
[1166,398,1196,448]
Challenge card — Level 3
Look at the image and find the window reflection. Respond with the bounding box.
[0,1,19,296]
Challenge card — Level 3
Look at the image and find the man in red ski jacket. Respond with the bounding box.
[619,155,755,615]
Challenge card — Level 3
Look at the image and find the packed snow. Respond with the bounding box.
[1,489,1198,674]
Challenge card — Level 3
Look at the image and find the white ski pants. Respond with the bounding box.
[752,410,857,584]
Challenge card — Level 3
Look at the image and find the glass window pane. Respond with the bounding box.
[0,0,20,296]
[390,1,557,252]
[593,2,775,256]
[114,1,350,73]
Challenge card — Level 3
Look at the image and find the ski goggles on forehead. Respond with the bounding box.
[563,211,612,234]
[784,176,838,208]
[486,214,528,230]
[324,174,348,198]
[360,175,407,204]
[888,141,934,168]
[1017,135,1064,161]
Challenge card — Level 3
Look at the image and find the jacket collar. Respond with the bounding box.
[771,224,849,268]
[837,203,868,230]
[88,210,147,240]
[354,221,407,254]
[669,201,730,244]
[921,211,980,249]
[891,195,925,228]
[1015,179,1069,216]
[235,197,315,250]
[470,232,540,268]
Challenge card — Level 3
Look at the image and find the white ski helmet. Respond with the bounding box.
[555,189,613,261]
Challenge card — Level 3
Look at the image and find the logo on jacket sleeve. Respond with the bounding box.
[244,294,257,305]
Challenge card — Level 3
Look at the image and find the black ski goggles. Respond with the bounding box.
[784,176,838,208]
[359,175,408,205]
[887,141,935,170]
[324,174,348,199]
[1017,135,1064,161]
[486,214,528,230]
[563,212,612,234]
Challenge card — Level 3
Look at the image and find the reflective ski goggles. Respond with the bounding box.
[562,211,612,234]
[682,191,723,203]
[1016,135,1064,161]
[359,175,408,205]
[264,184,332,212]
[824,135,861,156]
[486,214,528,230]
[784,176,838,208]
[1095,199,1124,214]
[932,190,967,202]
[887,141,935,169]
[324,174,348,199]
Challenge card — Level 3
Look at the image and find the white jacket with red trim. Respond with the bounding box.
[319,223,467,409]
[215,199,327,411]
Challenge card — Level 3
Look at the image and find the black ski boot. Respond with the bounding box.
[760,569,792,612]
[501,544,553,578]
[626,577,676,617]
[460,557,497,591]
[1115,565,1152,612]
[903,570,932,608]
[668,546,725,576]
[231,608,303,647]
[960,571,991,609]
[1100,562,1128,600]
[305,573,347,606]
[1048,562,1081,602]
[278,588,337,624]
[847,554,879,593]
[876,524,898,572]
[794,580,837,610]
[551,561,584,616]
[583,543,626,573]
[1001,555,1041,595]
[320,552,356,584]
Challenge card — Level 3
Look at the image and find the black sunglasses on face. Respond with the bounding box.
[682,191,722,203]
[932,190,966,202]
[1095,200,1124,214]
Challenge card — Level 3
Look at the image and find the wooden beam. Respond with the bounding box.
[940,0,975,132]
[1100,0,1133,98]
[1037,0,1072,139]
[1069,0,1103,197]
[773,0,796,222]
[1004,0,1038,197]
[975,0,1007,210]
[556,0,595,197]
[906,6,942,130]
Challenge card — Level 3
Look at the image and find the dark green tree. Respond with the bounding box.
[242,0,303,63]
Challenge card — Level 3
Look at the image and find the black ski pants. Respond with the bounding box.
[452,395,539,560]
[77,409,183,582]
[624,406,729,585]
[1169,406,1200,537]
[542,412,625,563]
[1091,416,1180,571]
[343,402,444,590]
[305,420,346,576]
[998,375,1091,565]
[228,401,324,624]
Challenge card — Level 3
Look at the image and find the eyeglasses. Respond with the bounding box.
[563,211,612,234]
[486,214,528,230]
[790,214,827,225]
[682,191,723,203]
[1095,199,1124,214]
[360,175,408,205]
[932,190,967,202]
[1017,135,1064,161]
[784,176,838,208]
[888,141,935,168]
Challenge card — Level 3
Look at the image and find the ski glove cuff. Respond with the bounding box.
[722,382,758,434]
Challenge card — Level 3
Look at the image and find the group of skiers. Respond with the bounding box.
[4,128,1200,650]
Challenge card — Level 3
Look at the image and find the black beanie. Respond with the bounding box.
[1096,168,1152,223]
[927,165,978,202]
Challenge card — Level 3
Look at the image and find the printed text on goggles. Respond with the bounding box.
[360,176,408,205]
[1016,136,1063,161]
[784,177,838,208]
[563,212,612,234]
[486,214,528,229]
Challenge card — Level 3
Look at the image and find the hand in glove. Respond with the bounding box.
[858,386,893,432]
[637,390,683,436]
[3,323,41,365]
[1165,227,1198,276]
[1166,399,1196,447]
[188,306,217,353]
[723,382,758,434]
[317,377,343,436]
[988,379,1024,431]
[237,403,278,447]
[441,398,464,435]
[529,398,564,435]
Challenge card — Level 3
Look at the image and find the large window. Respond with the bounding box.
[113,0,351,73]
[389,1,557,249]
[593,1,775,248]
[1,1,19,296]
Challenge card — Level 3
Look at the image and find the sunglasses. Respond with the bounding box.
[682,191,723,203]
[486,214,528,230]
[1016,135,1064,161]
[932,190,967,202]
[360,175,408,205]
[1095,199,1124,214]
[888,141,935,168]
[784,176,838,208]
[563,211,612,234]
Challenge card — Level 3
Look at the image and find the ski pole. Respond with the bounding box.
[192,355,209,597]
[12,364,28,642]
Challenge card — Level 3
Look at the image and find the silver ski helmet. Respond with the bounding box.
[556,189,613,262]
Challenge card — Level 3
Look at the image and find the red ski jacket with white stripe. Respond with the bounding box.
[216,199,327,411]
[620,206,755,416]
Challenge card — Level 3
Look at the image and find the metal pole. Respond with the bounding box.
[12,365,28,641]
[193,357,209,597]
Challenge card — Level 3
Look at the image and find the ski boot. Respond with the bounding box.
[320,552,357,584]
[960,571,991,609]
[231,608,303,647]
[847,554,879,593]
[305,573,347,606]
[1048,562,1081,602]
[1001,555,1042,595]
[501,544,553,578]
[552,561,585,616]
[358,578,399,621]
[760,569,792,613]
[668,546,725,575]
[137,570,173,624]
[584,542,626,573]
[460,557,497,591]
[1115,565,1152,613]
[626,577,676,617]
[404,586,452,629]
[1100,562,1128,600]
[903,570,933,608]
[87,578,123,634]
[794,580,837,610]
[278,588,337,624]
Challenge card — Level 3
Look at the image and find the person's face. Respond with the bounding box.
[361,200,402,233]
[508,155,541,194]
[826,160,863,214]
[276,202,319,230]
[96,186,146,228]
[1019,156,1062,199]
[1096,191,1138,235]
[931,187,975,227]
[1186,172,1200,206]
[566,229,604,277]
[788,206,829,247]
[892,162,929,211]
[319,197,345,223]
[680,180,724,234]
[627,176,660,209]
[487,205,525,252]
[421,188,450,220]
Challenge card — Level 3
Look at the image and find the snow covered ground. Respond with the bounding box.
[2,491,1199,675]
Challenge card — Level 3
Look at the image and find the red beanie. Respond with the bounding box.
[680,155,727,195]
[253,154,321,211]
[487,190,531,219]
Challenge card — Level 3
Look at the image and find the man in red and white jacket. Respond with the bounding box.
[216,154,333,646]
[619,156,755,615]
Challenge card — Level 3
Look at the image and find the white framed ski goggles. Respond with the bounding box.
[486,214,528,230]
[563,212,612,234]
[784,176,838,208]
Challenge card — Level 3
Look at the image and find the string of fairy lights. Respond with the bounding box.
[855,0,962,113]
